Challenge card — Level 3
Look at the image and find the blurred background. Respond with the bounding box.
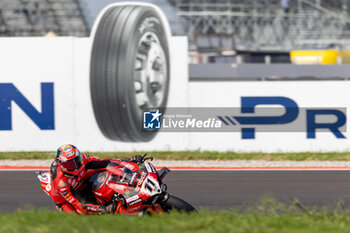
[2,0,350,65]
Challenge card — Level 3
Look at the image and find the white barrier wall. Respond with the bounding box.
[188,81,350,152]
[0,36,349,152]
[0,36,190,151]
[0,38,76,150]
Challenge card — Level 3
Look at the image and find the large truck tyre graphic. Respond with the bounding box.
[90,3,171,142]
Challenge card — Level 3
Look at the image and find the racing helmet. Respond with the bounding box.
[56,144,83,176]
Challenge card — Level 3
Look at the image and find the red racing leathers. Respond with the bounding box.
[50,154,111,214]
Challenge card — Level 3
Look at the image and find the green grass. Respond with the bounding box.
[3,151,350,161]
[1,199,350,233]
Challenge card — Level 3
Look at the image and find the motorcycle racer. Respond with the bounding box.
[50,144,116,214]
[37,150,196,215]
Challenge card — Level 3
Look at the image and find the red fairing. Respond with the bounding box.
[90,160,163,215]
[40,157,166,215]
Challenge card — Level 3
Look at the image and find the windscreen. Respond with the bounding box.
[108,163,138,186]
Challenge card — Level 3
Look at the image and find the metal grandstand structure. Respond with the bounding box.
[0,0,89,37]
[170,0,350,51]
[1,0,350,52]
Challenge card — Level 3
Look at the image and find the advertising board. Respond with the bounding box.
[0,36,348,152]
[0,3,349,152]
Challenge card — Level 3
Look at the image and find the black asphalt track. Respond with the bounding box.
[1,170,350,213]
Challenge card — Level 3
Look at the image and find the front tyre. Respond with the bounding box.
[162,195,196,213]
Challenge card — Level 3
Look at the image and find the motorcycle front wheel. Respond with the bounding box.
[161,195,196,213]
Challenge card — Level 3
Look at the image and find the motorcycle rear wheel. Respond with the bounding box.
[162,195,196,213]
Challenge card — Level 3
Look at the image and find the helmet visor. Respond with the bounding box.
[61,156,82,171]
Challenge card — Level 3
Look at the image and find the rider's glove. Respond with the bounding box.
[83,203,116,214]
[83,203,107,214]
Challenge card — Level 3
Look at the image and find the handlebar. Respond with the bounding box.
[141,153,153,163]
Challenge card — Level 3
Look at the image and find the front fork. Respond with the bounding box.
[137,184,170,215]
[112,182,170,215]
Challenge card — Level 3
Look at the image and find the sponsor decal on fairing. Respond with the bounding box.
[129,198,142,206]
[126,195,140,203]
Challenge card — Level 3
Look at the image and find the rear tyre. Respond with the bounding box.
[162,195,196,212]
[90,5,170,142]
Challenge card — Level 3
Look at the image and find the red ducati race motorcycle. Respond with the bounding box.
[37,154,196,215]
